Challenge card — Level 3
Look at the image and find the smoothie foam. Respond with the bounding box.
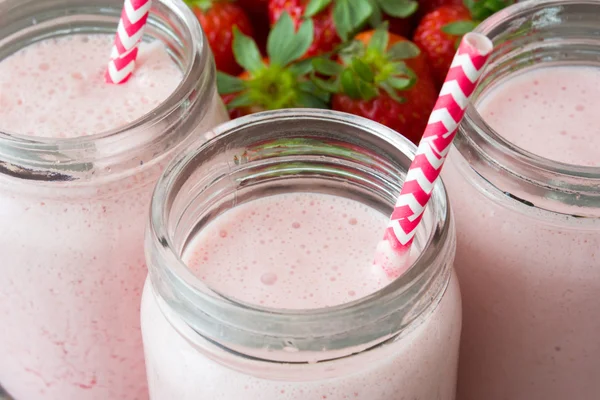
[0,35,181,137]
[0,34,227,399]
[444,65,600,399]
[185,193,392,308]
[142,192,462,400]
[479,66,600,166]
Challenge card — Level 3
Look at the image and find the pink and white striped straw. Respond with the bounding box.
[374,32,494,278]
[105,0,153,84]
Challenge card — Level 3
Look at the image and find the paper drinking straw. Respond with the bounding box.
[105,0,153,84]
[374,32,494,278]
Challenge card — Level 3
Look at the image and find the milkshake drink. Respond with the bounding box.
[476,67,600,166]
[0,1,228,399]
[141,110,462,400]
[441,1,600,399]
[0,36,181,137]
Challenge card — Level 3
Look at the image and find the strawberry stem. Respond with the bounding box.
[218,12,330,112]
[314,27,418,102]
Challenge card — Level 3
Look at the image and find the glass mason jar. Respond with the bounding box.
[441,1,600,399]
[0,0,229,399]
[141,109,462,400]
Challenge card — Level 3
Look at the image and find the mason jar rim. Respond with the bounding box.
[0,0,212,179]
[459,0,600,213]
[146,109,456,363]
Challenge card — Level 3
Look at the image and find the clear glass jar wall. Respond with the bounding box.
[0,0,228,399]
[442,1,600,399]
[142,109,462,400]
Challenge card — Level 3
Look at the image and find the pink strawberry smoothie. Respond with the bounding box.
[478,66,600,166]
[443,65,600,399]
[0,34,227,399]
[187,193,395,309]
[0,35,180,137]
[141,192,462,399]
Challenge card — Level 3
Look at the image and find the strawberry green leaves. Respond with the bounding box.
[303,0,372,41]
[304,0,373,42]
[441,0,514,44]
[441,20,478,36]
[288,58,315,76]
[267,13,314,66]
[368,0,418,29]
[311,28,418,103]
[366,27,388,52]
[340,67,378,100]
[226,92,255,109]
[387,41,421,60]
[332,0,373,41]
[232,27,264,73]
[217,12,329,113]
[303,0,418,46]
[465,0,515,21]
[312,58,343,76]
[217,72,246,94]
[377,0,418,18]
[304,0,332,17]
[310,58,342,92]
[297,80,331,108]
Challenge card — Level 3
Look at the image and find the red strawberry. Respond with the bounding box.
[413,5,471,86]
[217,12,330,118]
[267,0,374,58]
[186,1,254,75]
[413,0,514,86]
[417,0,463,17]
[237,0,269,11]
[312,28,437,144]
